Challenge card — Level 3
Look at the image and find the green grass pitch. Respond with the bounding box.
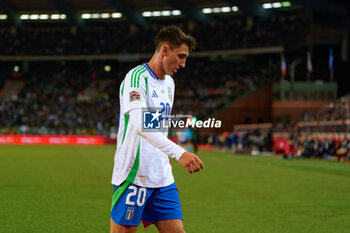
[1,145,350,233]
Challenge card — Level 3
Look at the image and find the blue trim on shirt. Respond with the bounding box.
[143,63,159,80]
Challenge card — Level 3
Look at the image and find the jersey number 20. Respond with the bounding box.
[125,186,146,206]
[160,102,170,120]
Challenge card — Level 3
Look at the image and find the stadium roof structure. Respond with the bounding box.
[0,0,348,27]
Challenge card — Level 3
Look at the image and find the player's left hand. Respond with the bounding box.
[178,151,204,174]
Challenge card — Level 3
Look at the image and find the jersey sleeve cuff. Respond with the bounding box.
[173,147,186,161]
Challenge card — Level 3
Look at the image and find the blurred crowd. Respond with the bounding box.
[0,95,117,137]
[299,95,350,122]
[203,127,350,162]
[206,128,272,153]
[0,61,120,136]
[0,57,279,136]
[292,133,350,161]
[200,91,350,162]
[3,12,347,160]
[272,131,350,162]
[0,15,307,55]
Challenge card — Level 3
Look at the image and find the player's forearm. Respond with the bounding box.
[129,108,185,160]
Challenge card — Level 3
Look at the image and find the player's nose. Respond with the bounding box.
[179,61,185,68]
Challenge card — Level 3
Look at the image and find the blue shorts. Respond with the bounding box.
[110,182,183,227]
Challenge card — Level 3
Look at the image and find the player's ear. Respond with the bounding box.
[161,44,170,56]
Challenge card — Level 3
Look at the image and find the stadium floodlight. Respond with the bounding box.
[221,7,231,13]
[263,3,273,9]
[0,14,8,20]
[60,14,66,19]
[161,10,171,16]
[213,7,221,13]
[39,14,49,20]
[91,13,100,19]
[104,65,111,72]
[81,13,91,19]
[202,8,212,14]
[20,14,30,20]
[29,14,39,20]
[282,1,292,7]
[152,11,161,16]
[232,6,239,12]
[171,10,181,16]
[272,2,282,8]
[101,13,110,18]
[111,12,122,18]
[142,11,152,17]
[50,14,60,20]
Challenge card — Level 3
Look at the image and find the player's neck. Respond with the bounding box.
[147,55,165,80]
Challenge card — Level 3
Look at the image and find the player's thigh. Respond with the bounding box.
[110,218,138,233]
[155,219,185,233]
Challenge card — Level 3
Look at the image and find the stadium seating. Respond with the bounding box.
[0,13,348,163]
[0,16,307,55]
[0,57,280,136]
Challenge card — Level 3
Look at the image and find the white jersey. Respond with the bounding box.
[111,63,176,188]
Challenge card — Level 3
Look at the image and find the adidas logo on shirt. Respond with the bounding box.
[152,90,158,98]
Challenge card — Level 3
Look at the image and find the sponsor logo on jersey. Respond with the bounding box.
[151,90,158,98]
[126,207,134,220]
[129,91,140,102]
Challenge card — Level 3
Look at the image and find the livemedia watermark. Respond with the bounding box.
[142,108,221,132]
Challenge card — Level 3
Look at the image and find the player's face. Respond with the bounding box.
[163,43,189,76]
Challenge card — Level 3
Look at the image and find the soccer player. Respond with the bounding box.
[110,25,204,233]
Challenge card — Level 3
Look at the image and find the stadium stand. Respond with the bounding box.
[0,0,349,159]
[0,56,280,136]
[0,16,307,55]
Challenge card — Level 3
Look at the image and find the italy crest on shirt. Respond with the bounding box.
[168,87,172,102]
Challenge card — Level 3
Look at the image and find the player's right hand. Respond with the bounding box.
[178,152,204,174]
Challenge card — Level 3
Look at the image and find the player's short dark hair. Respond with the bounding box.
[155,25,196,52]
